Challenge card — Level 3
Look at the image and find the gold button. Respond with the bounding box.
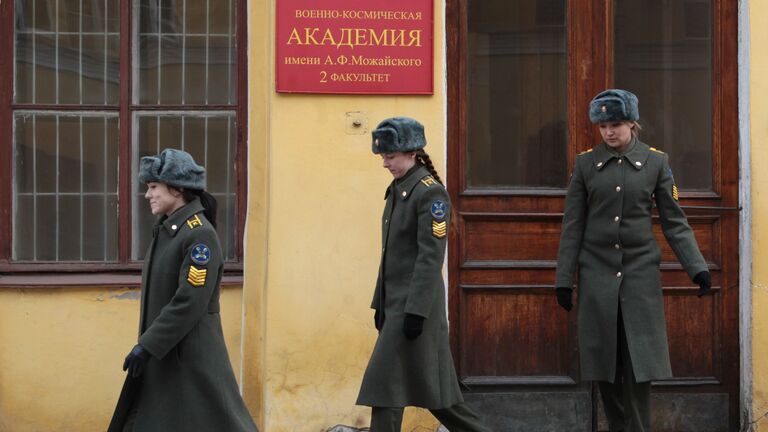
[616,272,622,277]
[401,191,407,197]
[614,216,620,222]
[635,161,642,166]
[616,186,621,192]
[615,244,620,249]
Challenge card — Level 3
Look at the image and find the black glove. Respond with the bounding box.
[122,344,150,378]
[374,309,382,331]
[402,313,425,340]
[693,271,712,297]
[556,287,573,311]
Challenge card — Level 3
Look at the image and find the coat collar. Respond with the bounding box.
[394,165,430,201]
[159,198,205,236]
[592,138,649,171]
[384,164,430,200]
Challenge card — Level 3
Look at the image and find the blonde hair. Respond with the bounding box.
[630,121,642,138]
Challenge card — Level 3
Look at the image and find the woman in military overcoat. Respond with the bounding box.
[554,89,712,431]
[109,149,258,432]
[356,117,492,432]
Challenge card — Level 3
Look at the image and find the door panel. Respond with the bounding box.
[664,291,720,380]
[462,215,562,264]
[448,2,594,429]
[461,287,574,382]
[447,0,739,431]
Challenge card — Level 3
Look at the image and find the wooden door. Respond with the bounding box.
[446,1,740,431]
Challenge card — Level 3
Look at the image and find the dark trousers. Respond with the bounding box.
[597,308,651,432]
[371,403,493,432]
[121,407,138,432]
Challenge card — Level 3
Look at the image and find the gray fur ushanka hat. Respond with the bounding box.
[139,148,206,190]
[589,89,639,124]
[371,116,426,154]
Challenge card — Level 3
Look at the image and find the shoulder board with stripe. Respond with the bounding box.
[577,148,593,156]
[650,147,665,154]
[420,176,438,187]
[186,214,204,229]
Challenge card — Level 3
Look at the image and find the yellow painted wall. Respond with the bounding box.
[0,286,244,431]
[752,2,768,430]
[243,0,446,430]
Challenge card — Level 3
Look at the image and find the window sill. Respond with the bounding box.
[0,272,244,288]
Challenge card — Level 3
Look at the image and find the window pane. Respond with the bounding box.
[614,0,712,191]
[134,0,236,105]
[466,0,567,189]
[13,112,119,261]
[14,0,120,105]
[132,112,237,261]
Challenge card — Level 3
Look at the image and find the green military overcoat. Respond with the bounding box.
[110,198,258,432]
[555,139,708,383]
[357,165,464,409]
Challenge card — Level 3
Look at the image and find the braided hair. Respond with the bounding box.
[415,149,443,185]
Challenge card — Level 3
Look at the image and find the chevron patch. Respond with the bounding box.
[187,265,208,287]
[432,220,447,238]
[672,184,679,201]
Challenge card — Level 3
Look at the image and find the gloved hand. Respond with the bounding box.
[122,344,150,378]
[374,309,382,331]
[402,313,425,340]
[693,271,712,297]
[556,287,573,311]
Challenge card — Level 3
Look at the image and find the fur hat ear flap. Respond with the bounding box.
[371,117,427,154]
[138,148,206,190]
[372,127,399,154]
[589,89,639,124]
[138,155,163,184]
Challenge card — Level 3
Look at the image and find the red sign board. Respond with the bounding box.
[276,0,433,94]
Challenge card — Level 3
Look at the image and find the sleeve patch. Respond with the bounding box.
[190,243,211,265]
[432,220,447,238]
[668,168,679,201]
[430,200,447,220]
[187,265,208,287]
